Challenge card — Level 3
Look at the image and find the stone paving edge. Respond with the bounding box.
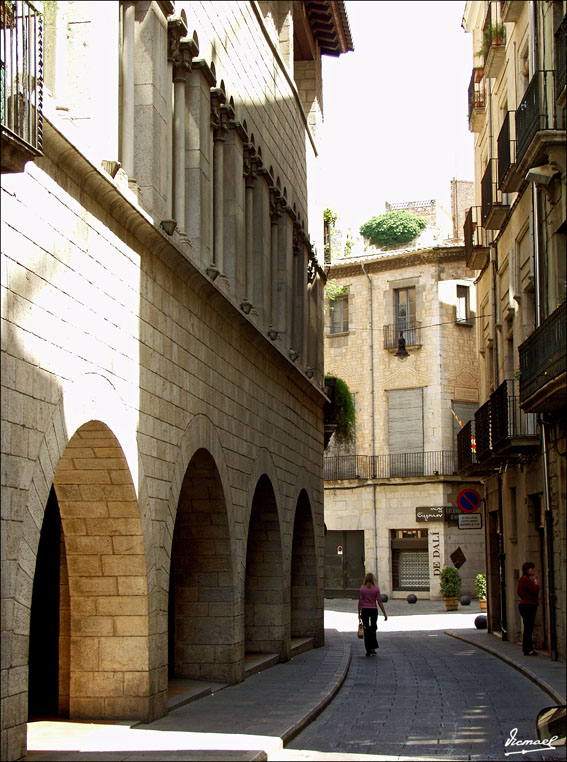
[279,636,352,748]
[445,630,566,705]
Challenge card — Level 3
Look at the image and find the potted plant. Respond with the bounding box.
[475,573,487,612]
[439,566,462,611]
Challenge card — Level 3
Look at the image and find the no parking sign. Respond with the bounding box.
[457,488,482,513]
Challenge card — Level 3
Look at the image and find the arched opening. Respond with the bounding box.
[169,449,237,684]
[28,486,69,719]
[245,475,285,657]
[28,420,152,722]
[290,490,318,647]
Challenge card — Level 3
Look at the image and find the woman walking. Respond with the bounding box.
[517,561,539,655]
[358,572,388,656]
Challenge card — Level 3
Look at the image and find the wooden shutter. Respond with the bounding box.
[388,388,423,454]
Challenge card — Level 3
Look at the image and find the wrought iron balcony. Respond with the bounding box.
[556,15,566,107]
[383,321,422,350]
[324,451,457,481]
[490,379,538,455]
[497,112,522,193]
[474,399,492,463]
[519,301,567,416]
[516,70,566,176]
[481,159,509,230]
[464,206,490,270]
[468,68,486,133]
[456,419,494,476]
[1,0,43,173]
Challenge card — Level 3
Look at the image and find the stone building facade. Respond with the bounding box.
[324,194,485,600]
[0,1,353,759]
[461,0,565,661]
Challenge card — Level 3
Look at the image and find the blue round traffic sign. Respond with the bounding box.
[457,488,482,513]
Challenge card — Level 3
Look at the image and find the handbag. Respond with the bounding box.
[357,621,364,639]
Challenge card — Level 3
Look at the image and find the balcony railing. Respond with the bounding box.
[481,2,506,77]
[1,0,43,172]
[464,206,490,270]
[516,70,565,169]
[474,399,492,463]
[490,379,538,452]
[383,321,422,350]
[468,68,486,132]
[519,302,567,414]
[457,419,476,473]
[497,112,522,193]
[481,159,509,229]
[556,15,566,105]
[324,451,457,481]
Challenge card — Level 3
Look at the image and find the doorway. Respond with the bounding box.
[324,530,365,597]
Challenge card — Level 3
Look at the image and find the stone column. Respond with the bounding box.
[168,23,197,233]
[121,1,136,180]
[269,186,282,334]
[210,87,228,279]
[242,143,257,311]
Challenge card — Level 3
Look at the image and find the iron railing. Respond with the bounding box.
[516,70,564,165]
[468,68,486,122]
[519,302,567,406]
[474,399,492,462]
[383,321,422,350]
[556,15,566,100]
[481,159,507,226]
[1,0,43,153]
[491,379,538,449]
[457,419,477,472]
[324,451,457,481]
[497,111,516,188]
[463,206,490,265]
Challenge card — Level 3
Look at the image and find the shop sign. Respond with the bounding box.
[458,514,483,530]
[444,505,461,522]
[431,530,441,576]
[416,506,444,522]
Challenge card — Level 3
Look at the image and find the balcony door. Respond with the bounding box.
[395,287,416,346]
[388,387,424,476]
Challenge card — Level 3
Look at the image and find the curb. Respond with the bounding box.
[280,634,352,748]
[446,631,565,705]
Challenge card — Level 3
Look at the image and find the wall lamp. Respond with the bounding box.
[289,348,299,362]
[268,327,278,340]
[305,367,314,378]
[394,331,409,359]
[240,299,253,314]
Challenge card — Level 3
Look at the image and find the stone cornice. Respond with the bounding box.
[35,114,326,405]
[326,246,467,277]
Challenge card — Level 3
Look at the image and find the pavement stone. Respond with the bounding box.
[25,600,565,761]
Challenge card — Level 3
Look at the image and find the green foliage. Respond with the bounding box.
[475,573,487,599]
[476,23,505,59]
[344,239,354,255]
[439,566,462,597]
[359,210,427,248]
[325,375,356,445]
[324,207,338,228]
[325,279,347,301]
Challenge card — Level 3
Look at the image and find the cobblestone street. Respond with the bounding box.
[276,599,563,761]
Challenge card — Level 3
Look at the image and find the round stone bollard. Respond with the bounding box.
[460,595,471,606]
[475,614,487,629]
[407,594,417,604]
[381,593,389,603]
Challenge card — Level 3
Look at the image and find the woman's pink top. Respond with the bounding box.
[359,585,381,608]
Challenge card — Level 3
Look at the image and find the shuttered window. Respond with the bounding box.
[388,388,424,476]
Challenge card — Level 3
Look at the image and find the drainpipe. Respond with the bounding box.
[361,263,378,577]
[497,467,507,640]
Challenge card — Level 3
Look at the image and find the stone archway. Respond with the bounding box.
[244,475,286,657]
[30,420,153,721]
[169,448,238,684]
[290,489,318,643]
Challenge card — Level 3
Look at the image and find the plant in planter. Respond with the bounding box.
[476,23,505,60]
[475,573,487,612]
[439,566,462,611]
